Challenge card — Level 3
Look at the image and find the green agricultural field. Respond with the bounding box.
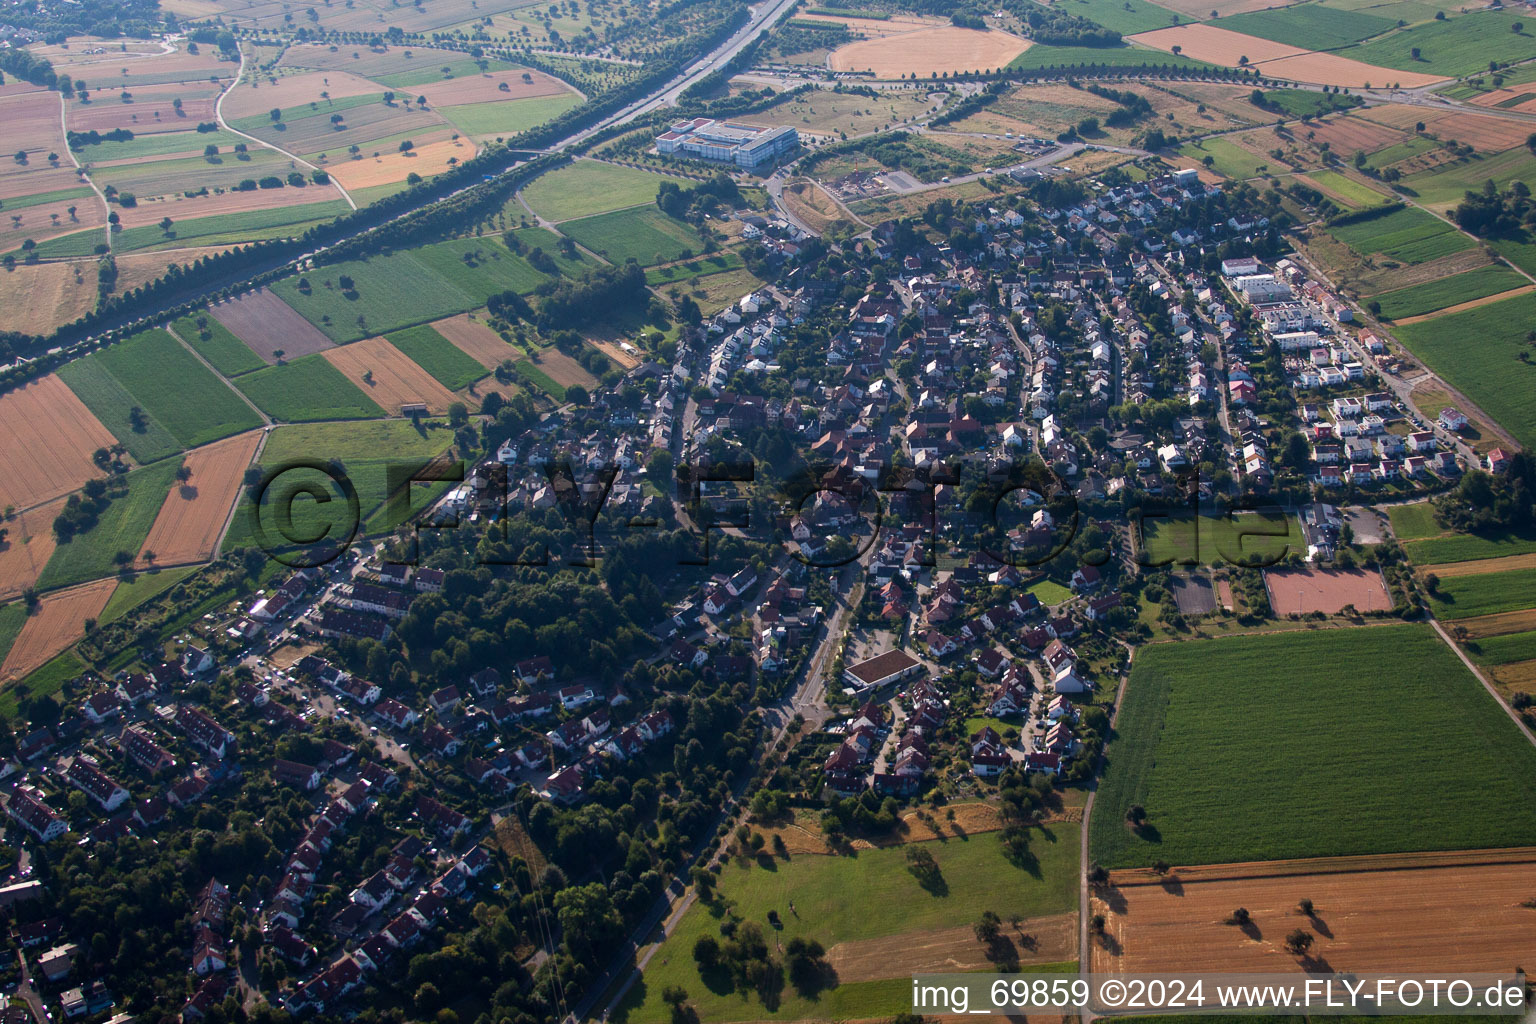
[1427,566,1536,619]
[1328,205,1470,264]
[1138,511,1302,566]
[99,566,199,624]
[1260,90,1363,118]
[70,129,245,162]
[87,329,262,448]
[171,314,265,376]
[520,160,691,222]
[1386,500,1441,541]
[234,355,385,422]
[0,186,96,212]
[14,229,104,261]
[1373,263,1527,318]
[1221,4,1395,48]
[1054,0,1183,34]
[228,92,387,133]
[374,56,518,88]
[270,237,554,342]
[503,226,589,274]
[1,651,86,719]
[35,460,179,591]
[0,602,26,670]
[1404,528,1536,563]
[1468,629,1536,666]
[1393,292,1536,448]
[1091,625,1536,867]
[558,205,710,267]
[440,92,584,137]
[646,252,745,285]
[114,200,351,253]
[1361,134,1437,171]
[623,825,1079,1024]
[1008,44,1213,71]
[222,419,455,554]
[514,358,566,401]
[1490,236,1536,277]
[1402,147,1536,211]
[1177,137,1274,179]
[1346,9,1535,77]
[384,324,487,390]
[1307,168,1391,210]
[57,357,181,464]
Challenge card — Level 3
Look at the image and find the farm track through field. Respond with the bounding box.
[1391,283,1536,324]
[165,324,272,426]
[56,91,112,254]
[216,47,356,211]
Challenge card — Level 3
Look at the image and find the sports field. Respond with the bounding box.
[624,824,1079,1023]
[1393,292,1536,449]
[1138,511,1302,566]
[234,355,386,422]
[520,160,690,222]
[1090,625,1536,867]
[558,205,710,267]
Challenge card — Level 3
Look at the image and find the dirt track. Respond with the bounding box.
[0,375,119,512]
[1095,848,1536,975]
[137,430,262,567]
[1,578,115,680]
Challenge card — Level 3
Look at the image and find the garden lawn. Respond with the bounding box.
[559,205,710,267]
[384,324,487,391]
[234,355,385,422]
[1029,578,1073,605]
[57,357,181,464]
[623,824,1079,1024]
[1090,625,1536,867]
[1372,264,1527,318]
[100,566,200,625]
[172,314,266,376]
[1328,205,1470,264]
[1426,567,1536,619]
[1392,292,1536,448]
[1469,629,1536,666]
[78,329,261,448]
[1386,500,1441,541]
[36,460,180,591]
[520,160,690,222]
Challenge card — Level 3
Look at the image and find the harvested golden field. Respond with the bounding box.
[1487,658,1536,695]
[322,335,459,414]
[1094,849,1536,975]
[114,246,232,293]
[0,263,96,337]
[1357,104,1531,151]
[523,348,599,390]
[326,137,475,190]
[1471,87,1536,114]
[829,26,1030,77]
[0,375,118,512]
[137,430,262,568]
[429,312,519,369]
[0,497,66,601]
[0,578,115,681]
[1455,607,1536,638]
[830,913,1076,981]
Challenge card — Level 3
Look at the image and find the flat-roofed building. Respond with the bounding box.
[656,117,798,169]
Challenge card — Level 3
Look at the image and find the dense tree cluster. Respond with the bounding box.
[1453,179,1535,239]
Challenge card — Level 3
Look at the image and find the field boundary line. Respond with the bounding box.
[216,46,357,212]
[1430,616,1536,748]
[1108,846,1536,887]
[57,91,113,254]
[164,323,272,426]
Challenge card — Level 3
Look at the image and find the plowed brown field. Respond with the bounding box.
[137,430,262,567]
[0,577,115,680]
[430,313,518,368]
[0,497,66,600]
[211,288,334,362]
[828,27,1031,77]
[1094,848,1536,975]
[322,335,458,414]
[1358,105,1532,152]
[0,375,118,512]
